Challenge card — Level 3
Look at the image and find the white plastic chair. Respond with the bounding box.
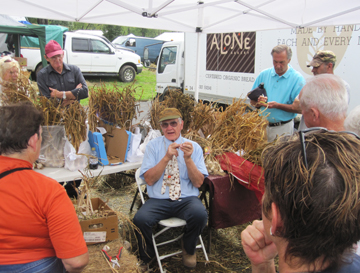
[135,168,209,273]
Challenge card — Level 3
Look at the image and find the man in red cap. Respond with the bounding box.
[37,40,88,198]
[37,40,88,105]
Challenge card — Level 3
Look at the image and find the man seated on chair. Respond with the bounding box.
[133,108,208,270]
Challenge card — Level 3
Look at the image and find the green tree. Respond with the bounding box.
[102,25,126,41]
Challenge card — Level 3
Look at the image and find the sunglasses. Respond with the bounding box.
[160,120,179,129]
[299,127,360,169]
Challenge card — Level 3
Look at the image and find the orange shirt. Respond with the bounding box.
[0,156,88,264]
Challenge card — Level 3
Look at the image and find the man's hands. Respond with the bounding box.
[49,84,81,104]
[241,220,277,273]
[180,142,193,160]
[250,95,281,110]
[49,87,61,99]
[165,142,181,161]
[250,95,268,108]
[266,101,278,109]
[165,142,194,161]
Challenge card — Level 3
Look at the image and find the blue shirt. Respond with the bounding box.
[140,135,208,199]
[252,65,305,123]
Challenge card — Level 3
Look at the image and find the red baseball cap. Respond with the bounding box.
[45,40,63,58]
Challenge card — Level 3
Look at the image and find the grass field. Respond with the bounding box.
[80,67,157,106]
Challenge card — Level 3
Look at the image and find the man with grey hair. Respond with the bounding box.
[299,74,348,131]
[251,44,305,142]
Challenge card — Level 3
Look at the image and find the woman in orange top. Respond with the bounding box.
[0,102,88,273]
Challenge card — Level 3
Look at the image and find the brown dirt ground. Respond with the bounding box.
[81,173,257,273]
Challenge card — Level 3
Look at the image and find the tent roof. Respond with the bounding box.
[2,0,360,33]
[0,15,24,26]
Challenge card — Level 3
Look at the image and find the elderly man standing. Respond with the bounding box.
[295,50,350,130]
[133,108,208,271]
[251,45,305,142]
[299,74,348,131]
[0,102,88,273]
[308,50,350,100]
[37,39,88,198]
[37,40,88,104]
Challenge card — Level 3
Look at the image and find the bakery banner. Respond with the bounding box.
[206,32,256,73]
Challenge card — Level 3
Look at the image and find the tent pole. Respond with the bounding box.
[194,32,201,102]
[14,34,20,57]
[194,1,204,102]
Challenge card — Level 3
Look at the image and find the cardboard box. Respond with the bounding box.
[79,198,119,245]
[14,57,27,67]
[88,121,131,165]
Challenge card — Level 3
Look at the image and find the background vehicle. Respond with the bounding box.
[22,32,143,82]
[154,24,360,112]
[113,35,164,63]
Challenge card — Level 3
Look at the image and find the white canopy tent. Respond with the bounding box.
[1,0,360,33]
[2,0,360,100]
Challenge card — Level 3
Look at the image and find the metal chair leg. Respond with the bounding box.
[130,188,139,212]
[152,234,165,273]
[199,235,209,261]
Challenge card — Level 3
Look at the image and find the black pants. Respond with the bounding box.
[133,196,208,263]
[59,179,82,199]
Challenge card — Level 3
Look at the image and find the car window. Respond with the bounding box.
[72,38,89,52]
[126,38,136,47]
[113,36,128,45]
[158,46,177,74]
[90,40,111,53]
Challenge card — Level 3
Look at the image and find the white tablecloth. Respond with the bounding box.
[35,161,142,182]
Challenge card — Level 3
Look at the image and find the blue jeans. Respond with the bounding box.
[133,196,208,263]
[0,257,65,273]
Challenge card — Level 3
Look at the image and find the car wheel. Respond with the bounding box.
[119,65,136,82]
[35,63,43,80]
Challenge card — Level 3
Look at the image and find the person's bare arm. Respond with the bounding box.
[267,98,301,113]
[49,87,77,100]
[144,142,180,186]
[180,142,204,188]
[62,252,89,273]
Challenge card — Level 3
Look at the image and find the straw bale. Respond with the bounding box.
[88,82,141,131]
[63,101,88,153]
[148,94,165,131]
[209,98,268,159]
[189,100,219,138]
[36,97,63,126]
[149,90,194,133]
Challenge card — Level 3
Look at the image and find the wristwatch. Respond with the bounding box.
[62,91,66,100]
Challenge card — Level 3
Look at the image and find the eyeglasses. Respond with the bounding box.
[299,127,360,169]
[160,120,179,129]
